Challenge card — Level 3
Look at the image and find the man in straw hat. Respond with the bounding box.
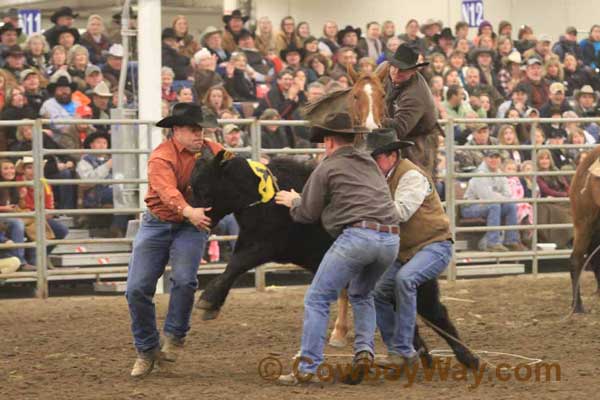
[379,43,443,174]
[126,103,223,378]
[364,129,452,368]
[275,112,400,385]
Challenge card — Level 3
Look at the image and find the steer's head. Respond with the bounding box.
[190,150,263,226]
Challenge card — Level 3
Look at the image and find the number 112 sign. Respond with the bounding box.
[462,0,484,28]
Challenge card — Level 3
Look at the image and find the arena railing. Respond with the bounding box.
[1,116,597,297]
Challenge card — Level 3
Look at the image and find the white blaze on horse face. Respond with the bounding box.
[363,83,378,130]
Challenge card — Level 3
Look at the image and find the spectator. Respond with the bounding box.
[83,64,105,92]
[498,20,513,39]
[2,45,27,85]
[0,23,21,59]
[17,157,69,261]
[21,69,48,115]
[463,66,501,106]
[276,16,301,54]
[563,53,594,96]
[222,9,248,53]
[519,57,549,110]
[496,51,522,98]
[497,82,529,118]
[378,36,401,65]
[563,110,596,144]
[176,86,195,104]
[89,81,113,131]
[79,14,111,65]
[358,57,376,74]
[1,86,36,147]
[523,34,555,62]
[455,123,499,170]
[442,84,474,124]
[107,7,136,50]
[23,33,50,73]
[191,48,223,100]
[546,129,572,169]
[317,21,340,57]
[565,127,588,162]
[222,124,250,157]
[259,108,294,148]
[237,29,272,82]
[543,58,564,85]
[540,82,572,117]
[357,22,383,60]
[67,45,91,90]
[76,132,126,235]
[552,26,582,61]
[202,85,234,117]
[291,81,325,144]
[44,6,79,48]
[495,35,514,61]
[255,17,276,56]
[39,72,80,136]
[255,69,304,119]
[461,149,526,251]
[425,52,446,79]
[331,47,357,76]
[0,221,20,275]
[1,8,26,44]
[172,15,200,59]
[519,160,534,198]
[223,51,257,102]
[580,24,600,70]
[573,85,599,117]
[337,25,364,58]
[498,124,525,165]
[9,124,73,175]
[161,28,190,81]
[515,24,535,54]
[432,28,455,58]
[201,26,230,64]
[381,20,396,45]
[303,36,319,58]
[161,66,177,103]
[54,25,80,51]
[46,45,68,77]
[101,44,135,95]
[0,158,32,271]
[503,158,533,226]
[420,18,442,55]
[304,53,328,79]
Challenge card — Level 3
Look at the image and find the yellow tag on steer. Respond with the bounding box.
[247,160,276,203]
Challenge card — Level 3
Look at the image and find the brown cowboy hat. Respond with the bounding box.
[365,128,413,156]
[309,112,369,143]
[222,9,249,24]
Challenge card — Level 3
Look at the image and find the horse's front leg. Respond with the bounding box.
[329,288,350,348]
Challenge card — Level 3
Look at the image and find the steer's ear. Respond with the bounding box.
[214,150,236,167]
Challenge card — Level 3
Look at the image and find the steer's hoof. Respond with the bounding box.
[201,309,220,321]
[328,334,348,348]
[195,298,214,310]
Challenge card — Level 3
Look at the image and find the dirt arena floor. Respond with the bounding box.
[2,272,600,400]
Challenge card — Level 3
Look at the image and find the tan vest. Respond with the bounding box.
[388,159,452,263]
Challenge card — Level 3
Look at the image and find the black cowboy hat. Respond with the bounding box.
[156,103,219,129]
[2,44,24,58]
[365,128,414,157]
[386,43,429,70]
[47,75,78,93]
[337,25,362,44]
[280,43,306,61]
[53,25,80,43]
[309,112,369,143]
[433,27,455,44]
[83,131,111,149]
[0,22,22,36]
[51,7,78,24]
[223,9,249,24]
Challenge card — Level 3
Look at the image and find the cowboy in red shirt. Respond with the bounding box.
[126,103,222,378]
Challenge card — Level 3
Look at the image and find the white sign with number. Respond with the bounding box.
[18,9,41,35]
[462,0,484,28]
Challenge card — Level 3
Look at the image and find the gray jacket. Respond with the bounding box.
[464,161,511,201]
[290,145,400,237]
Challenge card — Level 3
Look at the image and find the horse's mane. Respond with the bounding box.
[267,157,317,192]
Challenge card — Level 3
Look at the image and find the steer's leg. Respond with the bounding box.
[412,325,433,368]
[417,279,479,370]
[329,288,350,348]
[196,244,269,320]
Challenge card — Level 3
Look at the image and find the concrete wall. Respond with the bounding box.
[253,0,598,42]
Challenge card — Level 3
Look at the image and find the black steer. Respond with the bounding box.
[190,150,479,369]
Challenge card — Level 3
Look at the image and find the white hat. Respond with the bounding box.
[193,48,212,63]
[108,43,124,58]
[92,81,112,97]
[223,124,241,135]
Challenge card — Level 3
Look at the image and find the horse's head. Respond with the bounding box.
[190,150,264,226]
[347,66,385,131]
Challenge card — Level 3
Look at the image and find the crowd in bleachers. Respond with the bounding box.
[1,6,600,269]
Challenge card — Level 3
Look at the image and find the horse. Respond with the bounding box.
[191,151,480,369]
[569,146,600,313]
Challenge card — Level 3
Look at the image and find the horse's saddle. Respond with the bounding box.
[589,157,600,177]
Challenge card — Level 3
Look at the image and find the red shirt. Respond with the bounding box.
[145,138,223,223]
[22,179,54,210]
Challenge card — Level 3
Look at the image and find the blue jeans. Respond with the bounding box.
[215,213,239,251]
[298,227,399,374]
[373,240,452,357]
[461,203,519,245]
[4,218,26,264]
[126,212,208,354]
[25,218,69,264]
